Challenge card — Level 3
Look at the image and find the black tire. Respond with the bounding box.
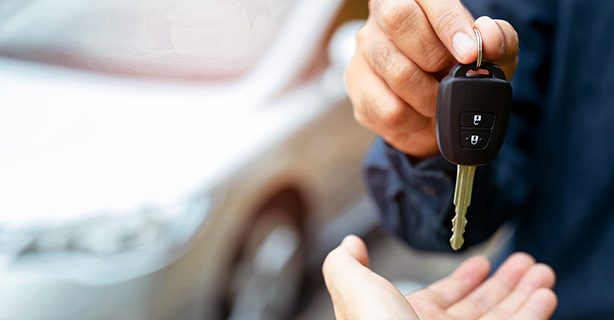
[225,208,303,320]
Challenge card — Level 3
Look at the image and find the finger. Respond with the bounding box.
[346,53,430,133]
[322,235,420,320]
[474,17,519,80]
[370,0,451,72]
[408,256,491,309]
[322,235,370,284]
[414,0,477,62]
[322,235,370,319]
[446,252,536,319]
[508,288,558,320]
[358,20,439,117]
[474,16,504,59]
[493,19,519,80]
[382,118,440,159]
[346,51,439,157]
[340,235,370,267]
[478,263,556,320]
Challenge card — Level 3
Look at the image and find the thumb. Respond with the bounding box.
[338,235,370,267]
[322,235,421,320]
[415,0,478,63]
[322,235,370,286]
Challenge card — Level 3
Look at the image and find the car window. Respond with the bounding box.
[0,0,294,81]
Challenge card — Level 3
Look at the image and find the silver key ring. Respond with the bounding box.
[474,28,482,70]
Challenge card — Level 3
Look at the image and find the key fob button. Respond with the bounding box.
[460,112,494,128]
[460,131,490,148]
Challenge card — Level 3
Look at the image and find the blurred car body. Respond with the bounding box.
[0,0,374,319]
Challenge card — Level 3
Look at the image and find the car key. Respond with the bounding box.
[436,30,512,250]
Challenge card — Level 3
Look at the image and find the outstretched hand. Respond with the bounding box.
[323,235,557,319]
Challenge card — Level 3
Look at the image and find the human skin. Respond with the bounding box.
[346,0,518,159]
[323,235,558,320]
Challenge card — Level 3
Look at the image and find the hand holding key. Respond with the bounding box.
[346,0,519,159]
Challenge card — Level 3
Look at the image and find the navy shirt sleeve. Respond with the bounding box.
[363,137,511,251]
[363,138,456,251]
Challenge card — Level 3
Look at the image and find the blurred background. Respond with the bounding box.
[0,0,510,319]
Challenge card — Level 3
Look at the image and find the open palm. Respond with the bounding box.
[323,235,557,320]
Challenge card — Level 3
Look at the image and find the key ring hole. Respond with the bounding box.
[450,62,507,80]
[466,69,490,76]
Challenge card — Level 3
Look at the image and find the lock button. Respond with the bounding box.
[460,112,494,128]
[460,131,490,148]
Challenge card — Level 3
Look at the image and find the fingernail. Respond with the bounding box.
[452,32,475,59]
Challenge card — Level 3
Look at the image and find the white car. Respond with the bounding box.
[0,0,374,319]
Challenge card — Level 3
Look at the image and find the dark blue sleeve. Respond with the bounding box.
[362,138,455,251]
[363,137,509,252]
[362,0,555,252]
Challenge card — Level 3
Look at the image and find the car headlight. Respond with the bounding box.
[0,193,212,285]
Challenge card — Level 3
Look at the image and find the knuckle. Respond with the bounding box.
[388,65,435,118]
[368,0,382,14]
[353,107,370,127]
[344,56,363,87]
[407,115,430,132]
[344,62,357,91]
[379,102,406,127]
[369,42,394,75]
[389,62,419,89]
[357,99,382,128]
[380,1,421,35]
[355,24,369,44]
[369,43,441,89]
[422,45,450,72]
[349,90,375,127]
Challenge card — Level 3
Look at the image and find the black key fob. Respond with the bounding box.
[436,62,513,166]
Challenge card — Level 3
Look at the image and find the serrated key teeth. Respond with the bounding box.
[449,165,475,251]
[450,217,468,234]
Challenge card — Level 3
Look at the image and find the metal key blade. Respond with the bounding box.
[450,165,476,250]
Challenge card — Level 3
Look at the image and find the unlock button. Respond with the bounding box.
[460,112,494,128]
[460,132,490,148]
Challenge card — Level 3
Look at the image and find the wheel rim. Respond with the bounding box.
[226,210,303,320]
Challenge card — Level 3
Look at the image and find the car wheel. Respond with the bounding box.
[225,207,303,320]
